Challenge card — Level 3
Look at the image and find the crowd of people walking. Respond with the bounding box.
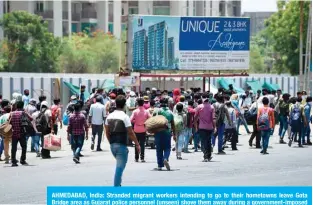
[0,86,311,186]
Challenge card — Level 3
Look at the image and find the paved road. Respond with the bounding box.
[0,126,311,204]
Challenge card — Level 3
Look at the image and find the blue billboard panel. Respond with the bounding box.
[130,15,250,71]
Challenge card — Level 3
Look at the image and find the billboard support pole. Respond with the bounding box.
[208,77,211,91]
[202,77,206,92]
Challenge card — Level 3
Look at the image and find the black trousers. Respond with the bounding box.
[11,135,27,164]
[199,129,213,160]
[224,128,238,149]
[249,124,261,148]
[135,132,146,160]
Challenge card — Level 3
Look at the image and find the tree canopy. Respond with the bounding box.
[0,11,62,72]
[263,1,310,75]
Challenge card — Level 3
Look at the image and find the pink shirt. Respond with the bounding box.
[130,106,151,133]
[195,102,215,130]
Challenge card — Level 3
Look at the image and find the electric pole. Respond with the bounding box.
[299,1,304,91]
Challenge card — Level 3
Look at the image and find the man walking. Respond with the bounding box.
[10,101,32,166]
[51,99,62,135]
[289,97,306,147]
[302,96,312,145]
[257,97,275,155]
[154,98,176,170]
[278,94,290,144]
[105,95,140,187]
[89,96,106,151]
[67,103,89,164]
[212,94,231,154]
[194,92,216,162]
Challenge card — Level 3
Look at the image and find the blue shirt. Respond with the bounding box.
[22,95,29,108]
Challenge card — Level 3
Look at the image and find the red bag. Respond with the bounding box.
[43,134,61,151]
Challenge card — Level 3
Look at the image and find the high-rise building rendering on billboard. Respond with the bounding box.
[147,21,168,69]
[132,29,147,69]
[167,37,175,69]
[132,20,176,70]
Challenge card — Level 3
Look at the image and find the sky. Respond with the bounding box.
[241,0,278,12]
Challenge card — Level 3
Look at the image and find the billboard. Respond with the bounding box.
[128,15,250,71]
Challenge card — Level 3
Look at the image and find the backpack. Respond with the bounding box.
[290,104,301,122]
[36,109,48,133]
[257,108,270,131]
[109,100,116,113]
[51,106,59,124]
[21,112,35,136]
[215,103,226,126]
[62,111,69,126]
[174,113,184,133]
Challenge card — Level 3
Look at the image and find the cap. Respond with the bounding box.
[152,88,157,91]
[130,91,136,97]
[30,98,36,104]
[71,95,77,100]
[143,96,149,102]
[109,93,116,98]
[41,101,49,108]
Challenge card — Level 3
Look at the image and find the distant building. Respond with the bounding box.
[243,12,275,36]
[133,29,147,69]
[1,1,242,40]
[147,21,168,69]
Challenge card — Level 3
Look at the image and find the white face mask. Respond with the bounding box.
[302,95,307,100]
[309,102,312,106]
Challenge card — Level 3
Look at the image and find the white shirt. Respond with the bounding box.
[89,102,106,125]
[126,97,136,117]
[105,110,131,128]
[267,94,275,105]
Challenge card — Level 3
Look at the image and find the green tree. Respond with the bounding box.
[0,11,62,72]
[264,1,310,75]
[60,30,122,73]
[249,43,265,73]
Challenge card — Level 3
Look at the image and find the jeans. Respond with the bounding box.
[11,135,27,164]
[110,143,128,187]
[154,130,171,168]
[134,132,146,160]
[33,134,41,153]
[193,129,200,151]
[278,115,288,139]
[199,129,213,160]
[71,135,84,158]
[236,115,250,134]
[176,130,185,157]
[302,126,311,143]
[212,123,225,152]
[0,137,3,156]
[26,136,35,151]
[92,124,103,150]
[184,128,193,151]
[261,130,271,152]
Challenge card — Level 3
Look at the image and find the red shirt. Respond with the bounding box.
[187,106,196,128]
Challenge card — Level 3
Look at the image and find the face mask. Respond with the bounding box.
[308,102,312,106]
[302,95,307,100]
[72,100,77,104]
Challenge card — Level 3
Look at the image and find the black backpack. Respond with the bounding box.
[109,100,116,114]
[21,112,36,136]
[36,109,48,133]
[215,103,226,126]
